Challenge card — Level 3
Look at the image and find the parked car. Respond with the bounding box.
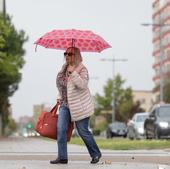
[106,121,127,138]
[144,104,170,139]
[127,112,149,140]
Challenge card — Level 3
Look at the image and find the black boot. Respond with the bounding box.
[90,154,102,164]
[50,158,68,164]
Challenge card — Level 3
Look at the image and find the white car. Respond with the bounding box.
[127,112,149,140]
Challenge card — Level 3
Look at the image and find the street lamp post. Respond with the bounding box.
[0,0,6,16]
[101,57,127,122]
[142,21,170,102]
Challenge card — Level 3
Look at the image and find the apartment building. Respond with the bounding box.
[152,0,170,101]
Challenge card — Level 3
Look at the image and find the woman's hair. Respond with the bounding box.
[66,47,82,66]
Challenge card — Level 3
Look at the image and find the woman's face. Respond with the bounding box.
[64,48,75,65]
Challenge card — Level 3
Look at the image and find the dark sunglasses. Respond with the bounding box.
[64,52,75,56]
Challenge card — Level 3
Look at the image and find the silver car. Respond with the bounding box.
[127,112,149,140]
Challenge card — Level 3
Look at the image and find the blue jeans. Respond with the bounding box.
[57,104,101,159]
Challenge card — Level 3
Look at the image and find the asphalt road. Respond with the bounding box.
[0,137,170,169]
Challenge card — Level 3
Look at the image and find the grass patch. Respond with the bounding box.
[69,137,170,150]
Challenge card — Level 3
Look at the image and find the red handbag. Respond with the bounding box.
[35,103,74,141]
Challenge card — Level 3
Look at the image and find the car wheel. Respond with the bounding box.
[129,136,134,140]
[127,132,134,140]
[134,131,139,140]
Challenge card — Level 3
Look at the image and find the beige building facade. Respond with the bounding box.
[133,90,153,111]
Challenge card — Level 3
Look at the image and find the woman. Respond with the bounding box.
[50,46,101,164]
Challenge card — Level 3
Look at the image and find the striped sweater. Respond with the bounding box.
[56,63,94,121]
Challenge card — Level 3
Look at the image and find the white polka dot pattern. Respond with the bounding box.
[34,29,111,52]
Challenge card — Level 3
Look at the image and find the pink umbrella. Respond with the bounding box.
[34,29,111,52]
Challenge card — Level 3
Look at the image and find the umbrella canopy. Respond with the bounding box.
[35,29,111,52]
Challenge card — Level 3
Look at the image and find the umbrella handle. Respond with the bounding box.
[72,39,75,47]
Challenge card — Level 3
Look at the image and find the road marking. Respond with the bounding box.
[158,165,170,169]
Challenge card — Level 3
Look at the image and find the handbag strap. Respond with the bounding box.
[51,102,60,116]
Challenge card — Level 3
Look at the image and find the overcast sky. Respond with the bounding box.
[6,0,154,120]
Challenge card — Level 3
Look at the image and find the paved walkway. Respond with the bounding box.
[0,137,170,169]
[0,160,166,169]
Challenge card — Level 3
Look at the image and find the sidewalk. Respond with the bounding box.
[0,160,166,169]
[0,137,170,169]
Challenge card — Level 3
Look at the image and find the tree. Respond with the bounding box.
[0,13,28,134]
[6,117,17,135]
[163,79,170,103]
[95,74,144,122]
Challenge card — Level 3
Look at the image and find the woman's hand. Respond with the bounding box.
[67,65,75,73]
[57,99,61,104]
